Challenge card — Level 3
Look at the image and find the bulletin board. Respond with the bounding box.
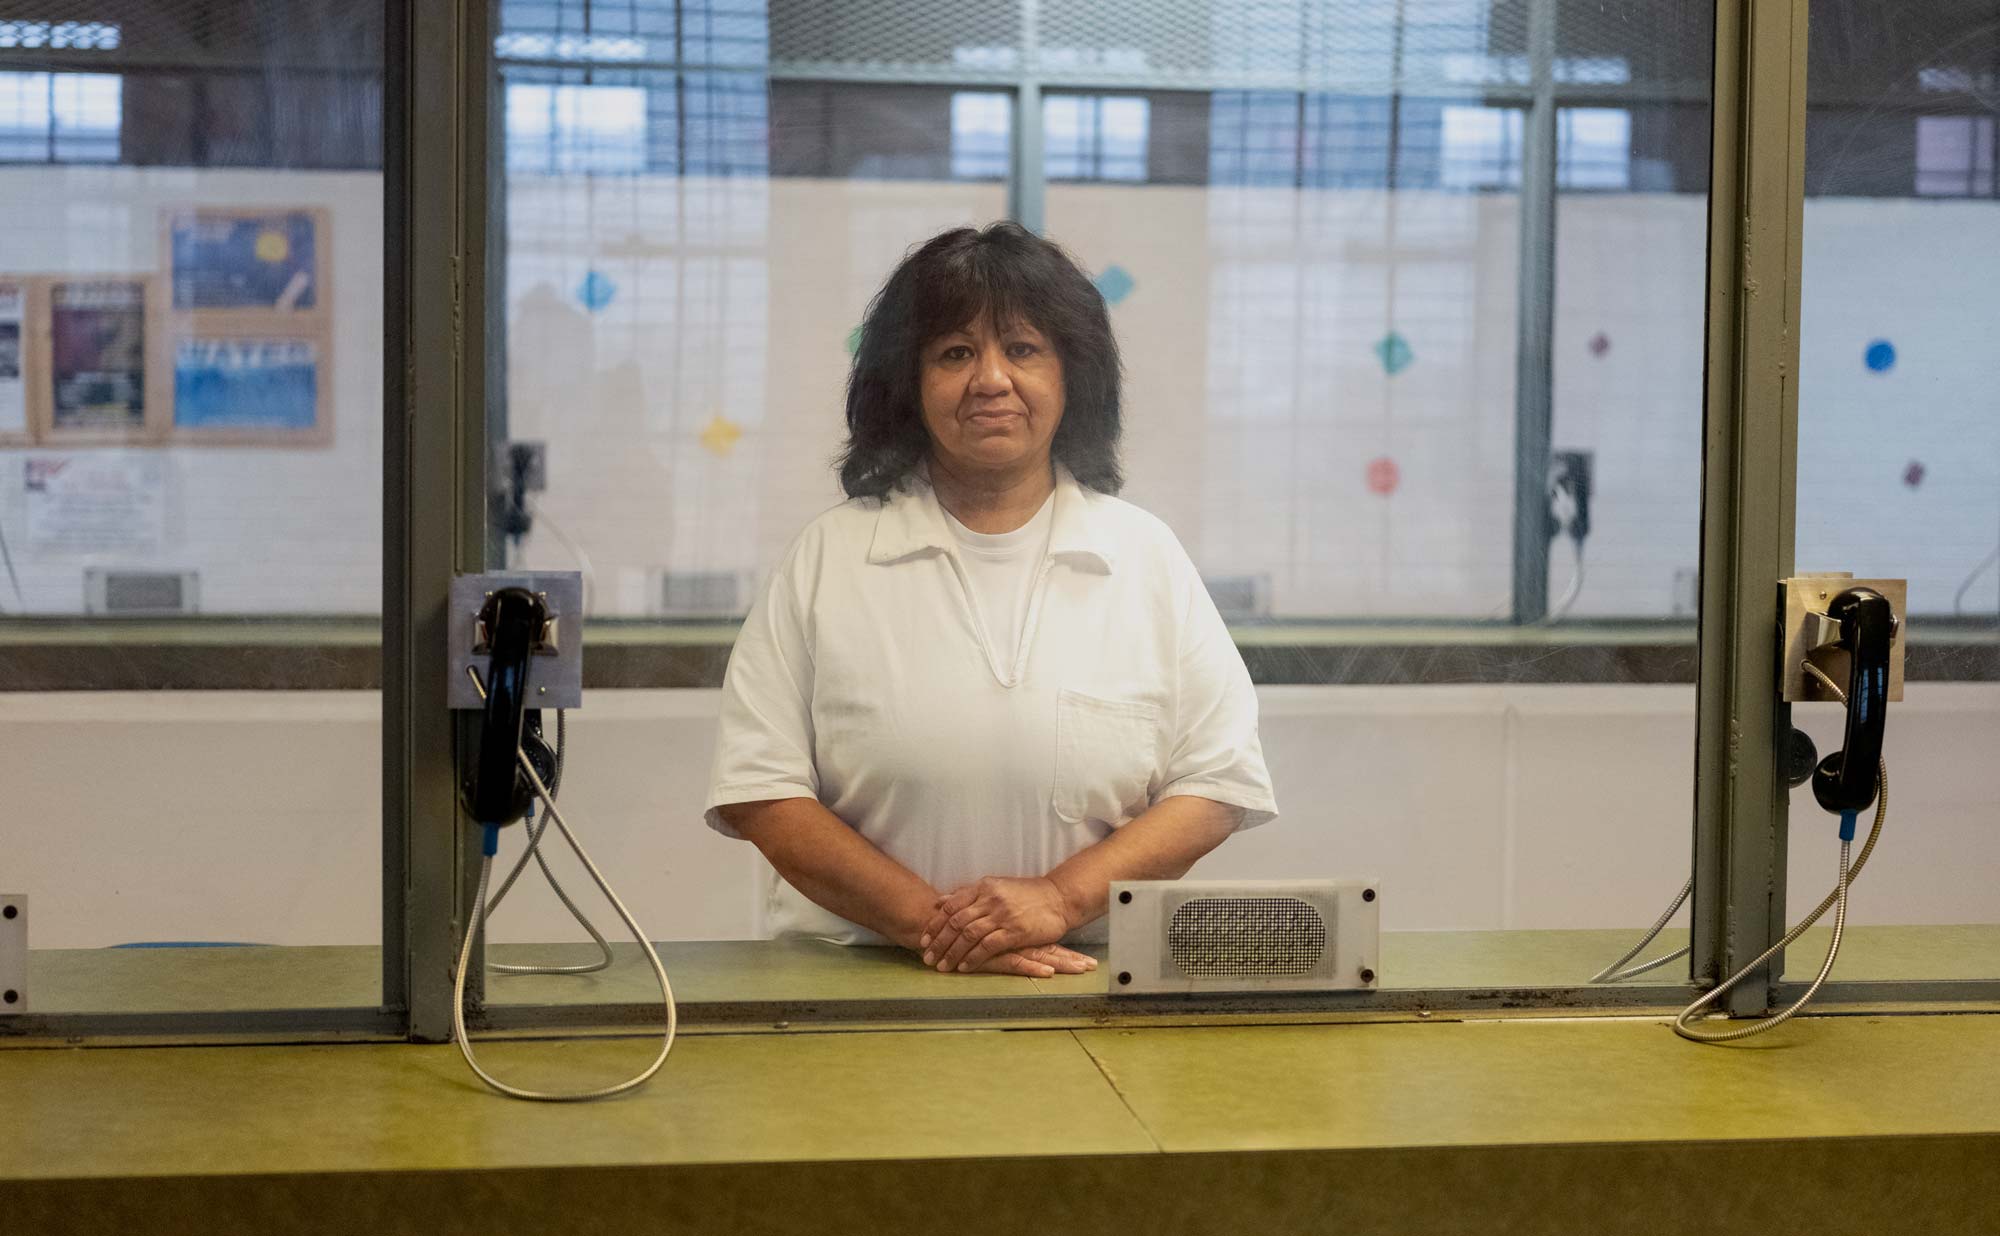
[0,208,335,449]
[160,206,334,446]
[169,325,333,446]
[25,274,171,447]
[0,278,29,446]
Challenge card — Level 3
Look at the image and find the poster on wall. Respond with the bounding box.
[25,454,167,555]
[50,279,149,433]
[167,209,321,312]
[173,335,321,433]
[0,280,25,437]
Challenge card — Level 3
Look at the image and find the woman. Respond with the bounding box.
[704,222,1277,978]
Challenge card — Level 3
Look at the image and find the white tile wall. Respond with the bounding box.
[5,685,1994,949]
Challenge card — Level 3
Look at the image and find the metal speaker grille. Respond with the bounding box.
[1168,896,1327,978]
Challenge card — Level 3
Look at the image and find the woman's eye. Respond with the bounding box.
[940,345,972,361]
[1007,342,1039,358]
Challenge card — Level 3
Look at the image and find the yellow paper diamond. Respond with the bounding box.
[700,413,742,456]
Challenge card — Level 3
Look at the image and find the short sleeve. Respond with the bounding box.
[702,535,822,839]
[1152,548,1280,830]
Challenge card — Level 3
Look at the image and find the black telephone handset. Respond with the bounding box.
[1809,587,1894,816]
[464,587,557,833]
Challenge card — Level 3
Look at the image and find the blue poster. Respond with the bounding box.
[174,338,319,431]
[169,211,319,311]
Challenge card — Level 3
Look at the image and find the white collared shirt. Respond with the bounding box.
[703,462,1279,945]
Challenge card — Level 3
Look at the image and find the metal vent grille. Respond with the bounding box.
[89,570,197,615]
[661,570,743,616]
[1169,896,1327,977]
[1202,573,1271,621]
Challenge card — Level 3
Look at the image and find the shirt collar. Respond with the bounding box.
[867,458,1116,573]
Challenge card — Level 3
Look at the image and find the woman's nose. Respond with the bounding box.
[970,348,1012,394]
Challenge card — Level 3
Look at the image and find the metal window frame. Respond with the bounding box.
[11,0,2000,1046]
[388,0,499,1041]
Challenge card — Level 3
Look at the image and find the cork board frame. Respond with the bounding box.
[29,273,171,448]
[164,319,335,447]
[159,205,335,447]
[160,206,333,328]
[0,276,32,447]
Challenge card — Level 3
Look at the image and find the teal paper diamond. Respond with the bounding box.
[1374,331,1414,376]
[846,325,863,356]
[577,269,617,312]
[1094,264,1136,306]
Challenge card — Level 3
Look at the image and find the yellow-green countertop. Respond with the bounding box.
[19,924,2000,1018]
[4,1015,2000,1234]
[5,932,2000,1235]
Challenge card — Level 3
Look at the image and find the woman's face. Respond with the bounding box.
[918,312,1065,483]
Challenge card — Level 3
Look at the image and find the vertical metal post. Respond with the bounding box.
[1010,0,1045,233]
[386,0,495,1042]
[1510,0,1558,624]
[1691,0,1810,1014]
[381,0,410,1031]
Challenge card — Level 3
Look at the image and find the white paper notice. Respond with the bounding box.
[25,455,167,554]
[0,282,25,436]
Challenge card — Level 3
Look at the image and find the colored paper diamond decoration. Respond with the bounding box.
[1374,331,1414,376]
[1903,460,1925,489]
[1865,339,1896,372]
[577,269,617,312]
[1588,331,1612,358]
[1094,264,1136,306]
[700,413,743,457]
[846,325,863,356]
[1366,456,1401,496]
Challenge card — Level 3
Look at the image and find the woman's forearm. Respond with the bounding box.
[1045,795,1244,931]
[717,797,940,949]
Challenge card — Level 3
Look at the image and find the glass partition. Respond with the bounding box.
[1786,0,2000,984]
[1036,1,1714,992]
[471,0,1720,1010]
[0,0,384,1018]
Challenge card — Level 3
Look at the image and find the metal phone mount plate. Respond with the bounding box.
[1781,574,1906,704]
[1,895,24,1015]
[450,572,584,710]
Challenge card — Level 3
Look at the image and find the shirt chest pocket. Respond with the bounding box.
[1052,687,1166,826]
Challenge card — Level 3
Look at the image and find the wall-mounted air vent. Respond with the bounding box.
[84,569,200,615]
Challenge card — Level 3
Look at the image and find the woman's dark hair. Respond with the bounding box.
[835,222,1123,500]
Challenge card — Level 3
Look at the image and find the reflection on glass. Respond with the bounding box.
[1043,2,1714,991]
[0,3,383,1013]
[1787,0,2000,981]
[486,1,1723,1000]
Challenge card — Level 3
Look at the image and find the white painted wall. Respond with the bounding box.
[0,166,1994,620]
[0,167,382,614]
[4,684,1994,949]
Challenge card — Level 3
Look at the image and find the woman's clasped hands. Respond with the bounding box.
[917,875,1098,977]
